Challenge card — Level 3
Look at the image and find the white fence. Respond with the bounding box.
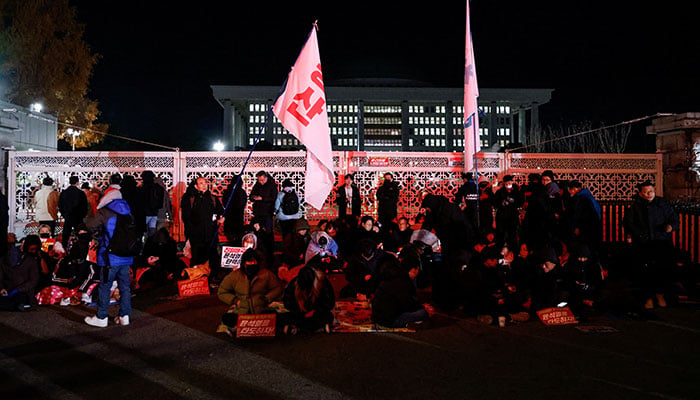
[8,150,662,240]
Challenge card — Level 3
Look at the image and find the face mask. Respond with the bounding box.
[505,184,513,190]
[39,233,51,239]
[244,263,260,278]
[78,233,92,241]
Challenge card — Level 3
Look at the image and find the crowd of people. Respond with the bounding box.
[1,169,697,335]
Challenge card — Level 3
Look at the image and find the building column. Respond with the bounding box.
[445,101,454,151]
[530,102,540,139]
[401,101,409,151]
[489,102,497,149]
[518,109,527,145]
[357,100,364,151]
[223,101,235,148]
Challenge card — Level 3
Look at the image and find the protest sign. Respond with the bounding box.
[236,314,277,338]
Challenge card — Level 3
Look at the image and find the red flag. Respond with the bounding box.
[464,1,480,172]
[273,26,334,210]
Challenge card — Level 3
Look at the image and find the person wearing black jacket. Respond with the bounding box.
[281,263,335,334]
[58,175,88,248]
[250,171,278,234]
[181,177,225,279]
[622,180,680,309]
[371,255,431,328]
[336,174,361,224]
[376,172,400,227]
[139,170,165,238]
[221,174,248,244]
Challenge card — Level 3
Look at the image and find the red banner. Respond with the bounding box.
[236,314,277,338]
[536,307,578,325]
[177,277,210,298]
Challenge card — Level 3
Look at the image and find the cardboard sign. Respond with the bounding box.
[236,314,277,338]
[221,246,245,269]
[536,307,578,325]
[177,277,210,297]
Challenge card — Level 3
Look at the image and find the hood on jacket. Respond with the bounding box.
[105,198,131,216]
[97,185,122,209]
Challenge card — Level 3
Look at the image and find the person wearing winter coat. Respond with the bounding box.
[84,187,134,328]
[275,179,303,238]
[221,174,247,244]
[58,175,88,248]
[34,177,59,235]
[371,255,432,328]
[250,171,278,233]
[217,249,283,332]
[281,263,335,334]
[622,180,680,309]
[139,170,166,238]
[336,174,362,223]
[180,177,225,273]
[0,234,41,311]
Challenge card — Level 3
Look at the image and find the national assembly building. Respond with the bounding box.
[211,80,552,152]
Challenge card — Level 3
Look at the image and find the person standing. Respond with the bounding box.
[181,177,225,279]
[564,180,602,254]
[221,174,247,244]
[622,180,679,309]
[139,170,165,238]
[454,172,479,231]
[58,175,88,248]
[275,179,303,238]
[376,172,400,227]
[336,174,361,224]
[84,188,134,327]
[249,171,278,234]
[34,177,59,235]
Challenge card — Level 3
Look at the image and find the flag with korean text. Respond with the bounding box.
[273,26,334,210]
[464,0,480,172]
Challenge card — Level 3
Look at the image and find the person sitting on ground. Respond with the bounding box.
[281,262,335,334]
[281,218,311,269]
[134,227,185,289]
[0,234,41,311]
[393,216,414,252]
[305,230,339,263]
[471,245,530,326]
[352,216,382,251]
[530,245,573,312]
[217,249,284,335]
[37,223,65,289]
[340,237,387,299]
[371,254,434,329]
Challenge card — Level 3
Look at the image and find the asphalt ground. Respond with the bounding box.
[1,274,699,400]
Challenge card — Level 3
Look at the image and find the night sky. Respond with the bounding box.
[69,1,700,151]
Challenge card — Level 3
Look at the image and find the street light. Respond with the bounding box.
[67,128,81,151]
[212,140,225,151]
[29,103,43,113]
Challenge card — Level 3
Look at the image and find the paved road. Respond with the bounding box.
[2,282,699,400]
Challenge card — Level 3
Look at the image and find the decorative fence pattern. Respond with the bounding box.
[7,150,662,240]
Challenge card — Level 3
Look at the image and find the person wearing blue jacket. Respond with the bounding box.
[84,181,134,328]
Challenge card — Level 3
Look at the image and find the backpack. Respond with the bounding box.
[147,184,165,213]
[280,190,299,215]
[108,214,142,257]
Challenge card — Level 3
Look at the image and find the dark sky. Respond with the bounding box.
[70,1,700,151]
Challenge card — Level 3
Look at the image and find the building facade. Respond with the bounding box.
[211,83,552,152]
